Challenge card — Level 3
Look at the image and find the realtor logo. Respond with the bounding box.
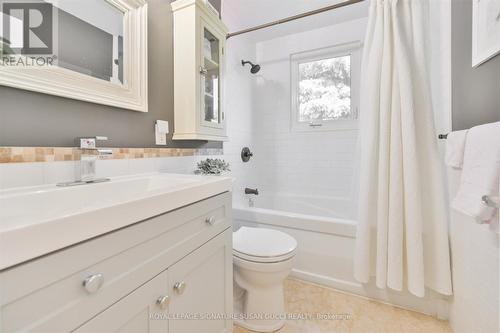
[1,1,53,55]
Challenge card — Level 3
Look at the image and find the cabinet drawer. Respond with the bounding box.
[0,192,231,333]
[74,230,233,333]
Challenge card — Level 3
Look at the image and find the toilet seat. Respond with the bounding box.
[233,227,297,263]
[233,250,295,264]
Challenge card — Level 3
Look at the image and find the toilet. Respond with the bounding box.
[233,227,298,332]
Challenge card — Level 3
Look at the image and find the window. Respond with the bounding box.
[291,42,361,131]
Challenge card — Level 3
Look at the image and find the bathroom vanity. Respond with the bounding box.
[0,173,233,333]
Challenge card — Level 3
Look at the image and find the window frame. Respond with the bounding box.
[290,41,362,132]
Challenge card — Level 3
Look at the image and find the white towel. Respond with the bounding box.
[452,122,500,224]
[445,130,468,168]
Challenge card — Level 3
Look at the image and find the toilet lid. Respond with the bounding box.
[233,227,297,259]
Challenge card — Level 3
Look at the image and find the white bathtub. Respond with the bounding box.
[233,193,443,316]
[241,193,355,220]
[233,193,360,290]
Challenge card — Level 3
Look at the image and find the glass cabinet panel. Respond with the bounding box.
[201,28,221,126]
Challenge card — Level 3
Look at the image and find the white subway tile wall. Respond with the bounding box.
[0,156,224,190]
[224,19,365,209]
[0,163,45,189]
[223,35,258,206]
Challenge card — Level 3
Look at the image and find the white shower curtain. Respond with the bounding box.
[354,0,452,297]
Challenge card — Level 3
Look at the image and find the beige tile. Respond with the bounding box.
[0,147,223,164]
[234,278,452,333]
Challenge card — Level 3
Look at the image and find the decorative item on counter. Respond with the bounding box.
[195,158,230,175]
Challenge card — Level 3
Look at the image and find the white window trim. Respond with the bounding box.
[290,41,362,132]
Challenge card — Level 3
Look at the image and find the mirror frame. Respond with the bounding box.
[0,0,148,112]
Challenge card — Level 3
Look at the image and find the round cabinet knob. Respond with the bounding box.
[174,281,187,294]
[83,274,104,294]
[205,216,216,225]
[156,295,170,310]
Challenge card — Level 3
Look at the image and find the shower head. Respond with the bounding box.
[241,60,261,74]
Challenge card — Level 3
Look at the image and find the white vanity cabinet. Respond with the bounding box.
[171,0,229,141]
[0,192,233,333]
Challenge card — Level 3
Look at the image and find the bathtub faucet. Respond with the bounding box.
[245,188,259,195]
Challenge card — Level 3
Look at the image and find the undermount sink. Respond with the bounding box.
[0,172,232,270]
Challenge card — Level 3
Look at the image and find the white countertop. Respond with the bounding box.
[0,173,232,270]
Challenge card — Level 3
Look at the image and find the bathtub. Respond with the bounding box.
[233,193,360,292]
[232,193,443,316]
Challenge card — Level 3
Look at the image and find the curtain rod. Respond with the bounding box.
[226,0,367,39]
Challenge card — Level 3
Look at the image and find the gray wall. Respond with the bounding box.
[0,0,221,148]
[452,0,500,130]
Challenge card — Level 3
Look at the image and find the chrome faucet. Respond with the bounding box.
[57,136,113,187]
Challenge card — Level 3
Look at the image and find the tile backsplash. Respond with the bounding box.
[0,147,222,163]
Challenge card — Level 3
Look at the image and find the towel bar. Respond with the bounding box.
[482,195,500,209]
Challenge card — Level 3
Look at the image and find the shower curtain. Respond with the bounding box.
[354,0,452,297]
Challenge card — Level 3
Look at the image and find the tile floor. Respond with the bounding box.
[234,278,452,333]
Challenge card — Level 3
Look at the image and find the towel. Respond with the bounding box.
[452,122,500,224]
[445,130,468,168]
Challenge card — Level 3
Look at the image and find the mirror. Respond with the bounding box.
[49,0,125,85]
[0,0,148,111]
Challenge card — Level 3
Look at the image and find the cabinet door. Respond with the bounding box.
[200,20,224,130]
[168,230,232,333]
[74,271,169,333]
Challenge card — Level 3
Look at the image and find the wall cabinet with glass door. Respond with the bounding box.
[171,0,228,141]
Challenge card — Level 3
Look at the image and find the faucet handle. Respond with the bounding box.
[77,136,108,149]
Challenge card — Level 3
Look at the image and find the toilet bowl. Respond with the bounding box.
[233,227,297,332]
